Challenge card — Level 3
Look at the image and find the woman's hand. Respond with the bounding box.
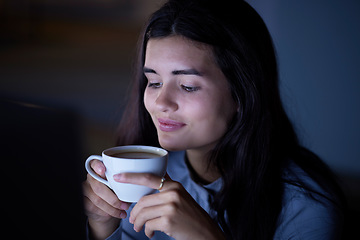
[113,173,225,240]
[82,159,131,240]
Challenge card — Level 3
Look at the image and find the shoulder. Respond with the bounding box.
[274,162,344,240]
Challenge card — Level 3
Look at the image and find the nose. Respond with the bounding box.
[155,85,178,112]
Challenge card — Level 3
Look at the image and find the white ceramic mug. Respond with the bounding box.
[85,145,168,202]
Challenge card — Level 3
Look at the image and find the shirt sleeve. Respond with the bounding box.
[273,187,343,240]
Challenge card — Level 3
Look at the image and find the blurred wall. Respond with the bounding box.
[1,0,359,177]
[0,0,166,154]
[248,0,360,178]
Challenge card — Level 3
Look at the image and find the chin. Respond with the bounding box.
[158,139,186,152]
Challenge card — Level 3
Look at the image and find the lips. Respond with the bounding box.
[158,118,186,132]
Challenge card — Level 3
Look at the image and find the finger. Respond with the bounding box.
[113,172,159,189]
[144,217,172,239]
[84,177,130,219]
[84,181,126,219]
[130,188,181,224]
[90,159,106,179]
[86,174,130,211]
[84,196,128,221]
[132,203,172,232]
[83,196,112,219]
[113,172,172,190]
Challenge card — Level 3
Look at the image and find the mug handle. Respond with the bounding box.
[85,155,111,188]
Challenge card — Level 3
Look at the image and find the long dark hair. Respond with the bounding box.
[117,0,345,239]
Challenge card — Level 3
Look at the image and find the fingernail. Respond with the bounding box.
[96,166,104,174]
[113,173,123,181]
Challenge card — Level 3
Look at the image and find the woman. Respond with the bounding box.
[83,0,345,239]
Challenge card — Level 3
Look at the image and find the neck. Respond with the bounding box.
[185,148,220,184]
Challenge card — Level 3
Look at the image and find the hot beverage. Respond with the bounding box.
[85,145,168,202]
[110,151,161,159]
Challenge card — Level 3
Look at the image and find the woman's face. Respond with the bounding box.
[144,35,237,152]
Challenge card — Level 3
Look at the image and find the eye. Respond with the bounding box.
[148,82,163,88]
[181,85,200,92]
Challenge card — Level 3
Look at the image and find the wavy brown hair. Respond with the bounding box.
[117,0,345,239]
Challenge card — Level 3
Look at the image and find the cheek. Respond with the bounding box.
[191,94,236,132]
[143,89,153,113]
[186,96,229,131]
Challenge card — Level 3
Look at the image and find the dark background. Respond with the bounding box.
[1,0,359,238]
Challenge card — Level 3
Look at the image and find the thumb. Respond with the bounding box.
[90,159,106,179]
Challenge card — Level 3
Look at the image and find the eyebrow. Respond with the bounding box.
[143,67,157,74]
[143,67,203,76]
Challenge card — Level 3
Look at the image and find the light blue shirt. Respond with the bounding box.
[97,151,342,240]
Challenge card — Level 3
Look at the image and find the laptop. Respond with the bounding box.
[1,97,87,239]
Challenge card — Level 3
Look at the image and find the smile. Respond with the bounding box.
[158,118,186,132]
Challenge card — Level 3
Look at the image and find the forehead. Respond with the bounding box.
[145,36,215,70]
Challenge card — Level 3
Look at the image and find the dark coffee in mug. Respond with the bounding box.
[85,145,168,202]
[109,151,162,159]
